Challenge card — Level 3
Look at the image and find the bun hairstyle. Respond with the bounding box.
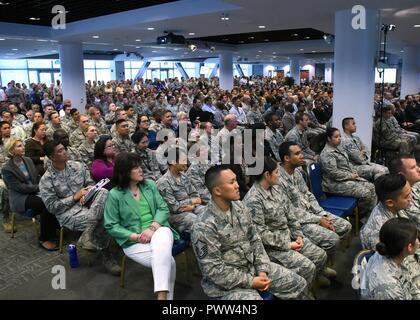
[376,217,418,258]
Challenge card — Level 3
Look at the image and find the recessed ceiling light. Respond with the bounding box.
[273,56,277,58]
[37,39,48,42]
[238,41,244,44]
[113,49,118,51]
[135,46,141,49]
[264,39,269,42]
[401,50,404,53]
[0,2,10,5]
[258,25,266,29]
[92,35,100,39]
[29,17,40,21]
[0,38,5,41]
[147,27,155,30]
[135,39,141,42]
[292,33,299,36]
[312,51,317,53]
[152,50,157,53]
[305,36,311,39]
[11,48,18,51]
[414,25,420,28]
[258,50,262,53]
[188,32,195,36]
[248,36,255,40]
[220,13,230,21]
[223,38,229,41]
[272,52,276,54]
[300,48,304,51]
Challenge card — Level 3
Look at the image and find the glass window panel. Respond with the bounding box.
[181,62,196,69]
[151,69,160,80]
[124,61,131,68]
[131,61,143,69]
[149,61,160,68]
[144,70,152,80]
[96,69,111,82]
[173,69,182,79]
[95,60,112,69]
[0,70,29,86]
[53,59,61,68]
[39,72,52,85]
[53,72,61,83]
[83,60,95,68]
[27,59,52,69]
[168,69,174,78]
[28,70,38,84]
[124,69,132,80]
[0,59,27,69]
[160,70,168,80]
[161,61,174,68]
[84,69,96,81]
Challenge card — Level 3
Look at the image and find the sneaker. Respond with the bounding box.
[322,267,337,279]
[3,221,16,233]
[102,251,121,276]
[77,226,97,251]
[316,275,331,288]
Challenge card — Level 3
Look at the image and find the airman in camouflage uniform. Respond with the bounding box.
[278,165,352,252]
[405,182,420,231]
[243,182,326,285]
[186,162,212,204]
[362,252,420,300]
[46,122,69,140]
[285,126,317,164]
[192,199,308,300]
[78,140,95,168]
[320,143,377,217]
[0,144,10,231]
[90,117,109,136]
[265,127,284,162]
[341,132,388,181]
[360,202,420,289]
[135,147,164,181]
[112,120,135,154]
[157,170,204,233]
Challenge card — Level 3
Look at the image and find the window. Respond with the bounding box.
[27,59,52,69]
[1,70,29,86]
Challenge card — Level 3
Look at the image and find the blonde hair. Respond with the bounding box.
[5,138,23,158]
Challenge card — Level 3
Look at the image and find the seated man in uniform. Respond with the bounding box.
[192,165,308,300]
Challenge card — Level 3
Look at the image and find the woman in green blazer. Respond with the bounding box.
[104,152,179,300]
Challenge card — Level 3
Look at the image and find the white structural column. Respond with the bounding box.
[219,52,233,91]
[332,9,379,148]
[59,43,86,111]
[401,46,420,98]
[290,58,300,83]
[325,63,333,83]
[114,61,125,81]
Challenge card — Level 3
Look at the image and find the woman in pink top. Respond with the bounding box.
[91,135,115,190]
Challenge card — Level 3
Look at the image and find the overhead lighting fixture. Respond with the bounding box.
[135,46,141,49]
[401,50,404,53]
[238,41,244,44]
[135,39,141,42]
[147,27,155,30]
[0,2,10,5]
[0,38,5,41]
[92,35,100,39]
[113,49,118,51]
[300,48,304,51]
[220,13,230,21]
[258,25,266,29]
[414,25,420,28]
[37,39,48,42]
[248,36,255,40]
[258,50,262,53]
[188,32,195,36]
[152,50,157,53]
[312,51,317,53]
[264,39,269,42]
[222,38,229,41]
[188,44,197,52]
[292,33,299,36]
[29,17,41,21]
[305,36,311,39]
[11,48,18,51]
[272,52,276,54]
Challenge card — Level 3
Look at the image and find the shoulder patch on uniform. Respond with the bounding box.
[194,239,208,259]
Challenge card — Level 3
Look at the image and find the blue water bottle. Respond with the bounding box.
[68,244,80,268]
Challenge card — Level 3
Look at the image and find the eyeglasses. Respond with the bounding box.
[105,144,115,149]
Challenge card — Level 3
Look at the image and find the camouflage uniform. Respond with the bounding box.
[320,144,377,217]
[264,127,284,162]
[44,146,83,171]
[39,160,111,249]
[405,182,420,231]
[374,117,411,154]
[285,126,317,163]
[362,252,420,300]
[67,119,79,132]
[0,145,9,222]
[278,166,352,252]
[192,200,307,300]
[61,114,72,126]
[282,112,295,134]
[243,183,326,285]
[135,147,163,181]
[156,171,205,233]
[112,134,135,154]
[78,140,95,168]
[341,132,388,180]
[185,162,212,204]
[91,118,109,136]
[46,123,69,140]
[69,128,86,147]
[360,202,420,288]
[246,109,264,125]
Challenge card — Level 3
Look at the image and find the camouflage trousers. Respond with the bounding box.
[324,180,377,218]
[0,179,9,222]
[72,188,111,250]
[356,163,389,181]
[169,205,206,233]
[267,238,327,285]
[301,214,352,253]
[402,254,420,290]
[219,262,307,300]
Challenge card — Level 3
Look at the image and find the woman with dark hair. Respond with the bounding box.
[25,122,48,176]
[78,125,98,168]
[104,152,179,300]
[91,135,115,190]
[243,156,327,291]
[132,130,164,181]
[362,217,420,300]
[320,127,376,218]
[2,138,59,250]
[136,114,158,150]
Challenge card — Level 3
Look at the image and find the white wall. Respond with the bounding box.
[325,63,333,82]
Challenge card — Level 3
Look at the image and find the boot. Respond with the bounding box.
[3,221,16,233]
[316,275,331,288]
[101,248,121,276]
[322,266,337,279]
[77,225,96,251]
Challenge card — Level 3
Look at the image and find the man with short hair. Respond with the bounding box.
[60,100,72,125]
[1,111,26,140]
[192,165,308,300]
[112,119,135,154]
[46,111,69,140]
[89,106,109,136]
[264,112,284,162]
[342,117,388,180]
[229,97,247,125]
[69,115,90,147]
[285,112,318,164]
[68,108,81,131]
[40,140,120,275]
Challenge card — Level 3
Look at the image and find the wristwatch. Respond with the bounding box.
[149,224,157,232]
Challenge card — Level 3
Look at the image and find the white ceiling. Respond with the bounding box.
[0,0,418,64]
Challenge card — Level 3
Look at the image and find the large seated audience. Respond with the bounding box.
[1,76,420,300]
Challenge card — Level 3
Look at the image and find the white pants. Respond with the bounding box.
[123,227,176,299]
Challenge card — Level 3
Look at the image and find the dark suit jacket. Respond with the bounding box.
[2,157,39,213]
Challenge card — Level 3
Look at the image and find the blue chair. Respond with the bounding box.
[352,249,374,299]
[120,232,191,288]
[307,162,360,235]
[259,291,275,300]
